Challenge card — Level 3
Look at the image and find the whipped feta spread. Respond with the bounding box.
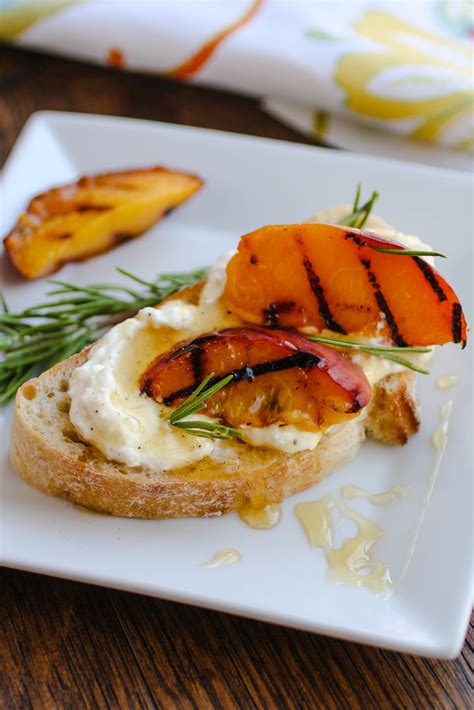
[200,251,236,306]
[350,347,433,386]
[69,306,216,472]
[138,301,199,330]
[240,425,322,453]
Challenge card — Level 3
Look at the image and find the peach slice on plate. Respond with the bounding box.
[140,327,371,430]
[224,224,467,347]
[3,167,203,279]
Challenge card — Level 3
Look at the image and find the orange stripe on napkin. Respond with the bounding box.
[107,48,125,68]
[167,0,263,80]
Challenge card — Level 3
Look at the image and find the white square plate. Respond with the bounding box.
[1,112,472,658]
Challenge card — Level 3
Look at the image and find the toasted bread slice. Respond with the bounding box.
[10,286,419,519]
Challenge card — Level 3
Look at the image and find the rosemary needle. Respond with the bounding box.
[166,372,242,440]
[170,420,243,440]
[307,335,431,375]
[368,247,447,258]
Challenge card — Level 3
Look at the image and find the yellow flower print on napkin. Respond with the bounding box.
[0,1,79,41]
[335,11,473,150]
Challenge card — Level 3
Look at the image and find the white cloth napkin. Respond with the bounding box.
[2,0,473,171]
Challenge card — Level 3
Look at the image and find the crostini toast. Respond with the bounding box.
[10,282,419,519]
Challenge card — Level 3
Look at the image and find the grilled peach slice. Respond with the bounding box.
[224,224,467,347]
[4,167,203,279]
[140,327,371,430]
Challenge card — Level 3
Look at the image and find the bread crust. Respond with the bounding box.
[10,288,420,519]
[365,371,420,445]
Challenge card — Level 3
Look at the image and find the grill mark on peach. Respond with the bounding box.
[190,348,204,382]
[341,231,447,342]
[140,333,221,397]
[263,301,296,327]
[296,237,346,333]
[112,232,135,246]
[353,392,365,412]
[141,377,154,398]
[360,257,407,347]
[451,303,464,345]
[344,232,368,248]
[76,204,111,213]
[346,231,448,305]
[161,351,324,405]
[413,256,447,303]
[170,333,221,358]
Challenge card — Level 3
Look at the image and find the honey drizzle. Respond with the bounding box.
[436,374,457,390]
[341,484,409,505]
[398,399,453,583]
[295,497,392,595]
[202,548,241,568]
[238,504,281,529]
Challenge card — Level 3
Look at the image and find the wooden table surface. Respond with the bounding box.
[0,46,472,709]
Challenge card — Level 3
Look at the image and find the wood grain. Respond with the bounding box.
[0,45,315,167]
[0,45,472,709]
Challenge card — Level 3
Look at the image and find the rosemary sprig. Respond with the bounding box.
[307,335,431,375]
[170,420,243,440]
[368,246,447,258]
[0,266,207,406]
[0,290,9,314]
[338,183,379,228]
[352,182,361,212]
[339,185,444,259]
[166,372,242,440]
